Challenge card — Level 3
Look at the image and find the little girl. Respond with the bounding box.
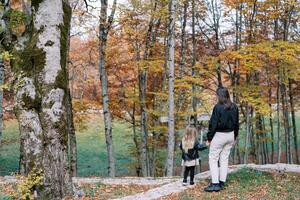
[180,126,207,185]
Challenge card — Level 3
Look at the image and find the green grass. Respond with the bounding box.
[0,117,135,177]
[76,118,134,177]
[0,120,20,176]
[174,168,300,200]
[1,113,299,177]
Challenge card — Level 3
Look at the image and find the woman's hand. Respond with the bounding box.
[206,140,211,146]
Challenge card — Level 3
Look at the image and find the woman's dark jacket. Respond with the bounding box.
[179,141,207,161]
[207,103,239,141]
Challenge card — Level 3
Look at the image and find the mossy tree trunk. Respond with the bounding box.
[11,0,72,198]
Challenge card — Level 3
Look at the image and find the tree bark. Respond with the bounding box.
[191,0,197,126]
[99,0,117,177]
[166,0,176,177]
[244,104,250,164]
[13,0,73,198]
[179,0,188,78]
[276,76,282,163]
[288,79,299,164]
[0,55,4,146]
[280,74,292,164]
[67,86,77,177]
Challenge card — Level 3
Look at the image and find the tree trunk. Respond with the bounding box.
[179,0,188,77]
[0,57,4,146]
[191,0,197,125]
[131,101,142,177]
[65,10,77,177]
[280,76,292,163]
[276,76,282,163]
[99,0,117,177]
[13,1,73,198]
[138,1,159,176]
[288,79,299,164]
[166,0,176,177]
[244,104,250,164]
[268,83,275,163]
[67,86,77,177]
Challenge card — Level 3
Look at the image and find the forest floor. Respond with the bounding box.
[1,164,299,200]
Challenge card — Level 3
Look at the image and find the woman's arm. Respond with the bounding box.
[194,140,208,151]
[207,105,218,141]
[233,105,239,140]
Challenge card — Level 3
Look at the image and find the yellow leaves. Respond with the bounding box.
[1,51,13,62]
[9,169,44,200]
[138,59,165,73]
[73,100,91,131]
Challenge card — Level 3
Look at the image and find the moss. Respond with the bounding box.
[55,1,71,91]
[21,93,42,111]
[11,30,46,77]
[55,1,72,146]
[3,9,27,30]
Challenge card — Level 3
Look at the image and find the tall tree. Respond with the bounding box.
[99,0,117,177]
[166,0,176,177]
[11,0,73,198]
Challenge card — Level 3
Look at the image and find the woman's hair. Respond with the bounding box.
[216,87,233,109]
[182,126,198,153]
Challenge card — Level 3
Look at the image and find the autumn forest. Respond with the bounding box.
[0,0,300,199]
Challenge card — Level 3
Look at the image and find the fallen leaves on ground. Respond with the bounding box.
[78,183,159,200]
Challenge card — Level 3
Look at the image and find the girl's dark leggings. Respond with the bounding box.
[183,166,195,182]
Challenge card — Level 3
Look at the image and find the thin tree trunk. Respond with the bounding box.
[138,1,159,176]
[131,101,142,177]
[262,118,269,164]
[67,86,77,177]
[268,80,275,163]
[65,12,77,177]
[244,104,250,164]
[179,0,188,77]
[280,75,292,163]
[0,56,4,146]
[277,76,282,163]
[288,79,299,164]
[99,0,117,177]
[191,0,197,125]
[166,0,176,177]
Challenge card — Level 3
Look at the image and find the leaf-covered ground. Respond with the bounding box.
[0,180,160,200]
[159,168,300,200]
[1,169,300,199]
[76,183,159,200]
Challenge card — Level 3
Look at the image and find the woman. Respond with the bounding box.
[205,87,239,192]
[180,126,207,186]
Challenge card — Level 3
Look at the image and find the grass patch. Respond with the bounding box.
[0,117,135,177]
[161,168,300,200]
[0,120,20,176]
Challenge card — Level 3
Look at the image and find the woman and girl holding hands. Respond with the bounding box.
[180,87,239,192]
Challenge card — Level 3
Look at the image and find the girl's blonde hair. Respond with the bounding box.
[182,126,198,153]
